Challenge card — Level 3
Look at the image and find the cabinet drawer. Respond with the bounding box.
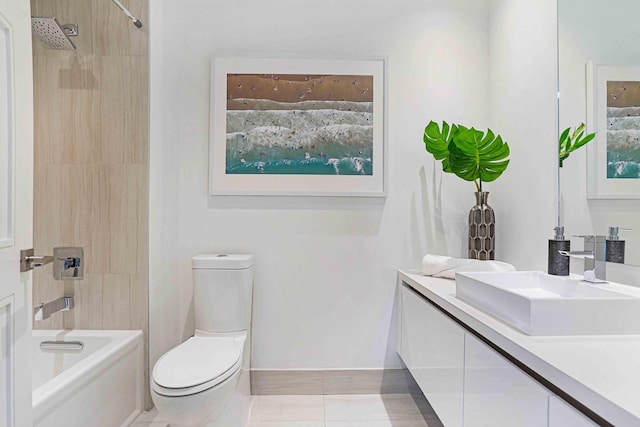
[463,333,548,427]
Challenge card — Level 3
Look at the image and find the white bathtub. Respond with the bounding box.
[32,330,144,427]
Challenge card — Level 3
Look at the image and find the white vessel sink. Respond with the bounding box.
[455,271,640,335]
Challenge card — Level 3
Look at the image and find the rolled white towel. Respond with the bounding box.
[421,254,515,280]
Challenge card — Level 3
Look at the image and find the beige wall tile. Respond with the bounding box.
[35,56,100,165]
[251,370,420,396]
[125,56,149,164]
[98,56,126,163]
[102,274,131,329]
[63,274,104,329]
[324,369,421,395]
[108,165,145,274]
[60,165,111,273]
[97,56,148,165]
[58,56,100,164]
[251,370,324,395]
[39,166,106,270]
[136,167,148,273]
[34,165,63,251]
[125,0,148,57]
[129,273,148,331]
[93,0,147,57]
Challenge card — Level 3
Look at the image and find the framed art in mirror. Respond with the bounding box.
[209,57,387,197]
[587,63,640,199]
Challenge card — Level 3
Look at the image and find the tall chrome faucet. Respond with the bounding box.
[559,235,607,283]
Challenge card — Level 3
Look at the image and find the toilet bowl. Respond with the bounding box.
[151,254,253,427]
[151,333,246,427]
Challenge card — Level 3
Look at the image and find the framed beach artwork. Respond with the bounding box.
[209,57,387,197]
[587,63,640,199]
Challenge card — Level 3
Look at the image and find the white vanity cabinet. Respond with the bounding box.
[548,395,599,427]
[399,284,465,427]
[399,281,602,427]
[463,333,548,427]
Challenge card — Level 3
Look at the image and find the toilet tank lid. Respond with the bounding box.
[192,254,253,270]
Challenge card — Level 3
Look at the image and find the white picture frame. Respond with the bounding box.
[587,62,640,199]
[209,57,387,197]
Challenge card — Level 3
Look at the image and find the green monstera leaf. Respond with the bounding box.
[422,121,510,191]
[449,127,510,188]
[423,120,459,173]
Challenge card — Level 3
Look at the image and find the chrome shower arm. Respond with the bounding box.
[110,0,143,28]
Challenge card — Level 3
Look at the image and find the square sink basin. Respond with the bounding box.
[455,271,640,336]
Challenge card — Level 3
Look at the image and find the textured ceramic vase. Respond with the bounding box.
[468,191,495,260]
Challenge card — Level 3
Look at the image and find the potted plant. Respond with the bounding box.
[423,121,510,260]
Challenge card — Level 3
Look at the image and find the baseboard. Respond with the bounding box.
[251,369,421,395]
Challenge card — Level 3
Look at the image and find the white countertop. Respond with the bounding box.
[399,270,640,427]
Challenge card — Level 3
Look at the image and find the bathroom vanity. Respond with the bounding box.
[397,271,640,427]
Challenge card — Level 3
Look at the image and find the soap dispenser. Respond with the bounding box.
[606,226,628,264]
[548,226,570,276]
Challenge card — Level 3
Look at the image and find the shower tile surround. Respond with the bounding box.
[30,0,150,407]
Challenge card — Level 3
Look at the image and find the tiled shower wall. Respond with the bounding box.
[31,0,149,404]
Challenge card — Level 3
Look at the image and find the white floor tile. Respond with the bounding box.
[247,422,325,427]
[250,394,325,422]
[325,420,435,427]
[324,394,427,421]
[133,409,159,421]
[130,408,169,426]
[252,395,324,406]
[129,421,169,427]
[133,393,440,426]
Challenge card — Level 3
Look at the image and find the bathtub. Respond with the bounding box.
[32,330,144,427]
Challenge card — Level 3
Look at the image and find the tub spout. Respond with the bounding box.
[34,296,74,321]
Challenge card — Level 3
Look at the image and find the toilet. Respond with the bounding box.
[151,254,254,427]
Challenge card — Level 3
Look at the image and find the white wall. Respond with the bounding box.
[149,0,557,370]
[489,0,558,271]
[559,0,640,272]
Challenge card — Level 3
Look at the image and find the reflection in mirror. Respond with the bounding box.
[558,0,640,266]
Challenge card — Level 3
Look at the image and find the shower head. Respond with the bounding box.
[31,17,76,50]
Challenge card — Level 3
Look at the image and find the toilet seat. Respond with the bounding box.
[152,336,242,397]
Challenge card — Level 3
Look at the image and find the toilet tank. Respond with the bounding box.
[192,254,254,333]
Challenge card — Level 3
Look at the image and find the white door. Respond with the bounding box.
[0,0,34,426]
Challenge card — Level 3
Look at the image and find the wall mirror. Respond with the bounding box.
[558,0,640,267]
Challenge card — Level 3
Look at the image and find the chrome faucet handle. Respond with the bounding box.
[53,247,84,280]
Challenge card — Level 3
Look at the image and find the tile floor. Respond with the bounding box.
[131,393,443,427]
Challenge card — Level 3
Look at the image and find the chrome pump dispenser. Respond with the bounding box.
[548,226,570,276]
